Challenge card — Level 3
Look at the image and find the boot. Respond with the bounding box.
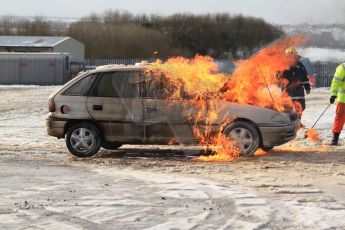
[331,132,340,146]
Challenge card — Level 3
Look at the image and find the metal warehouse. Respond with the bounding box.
[0,36,85,60]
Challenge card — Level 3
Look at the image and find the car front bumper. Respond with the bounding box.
[46,118,67,138]
[259,121,299,147]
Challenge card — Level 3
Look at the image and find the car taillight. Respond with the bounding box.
[48,101,56,112]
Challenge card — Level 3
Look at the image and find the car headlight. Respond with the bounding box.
[271,113,290,123]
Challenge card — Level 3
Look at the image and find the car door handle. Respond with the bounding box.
[93,105,103,111]
[146,106,157,113]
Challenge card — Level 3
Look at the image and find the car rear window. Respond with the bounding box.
[63,74,97,96]
[91,71,140,98]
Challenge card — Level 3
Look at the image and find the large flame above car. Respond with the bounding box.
[221,36,307,111]
[146,36,308,161]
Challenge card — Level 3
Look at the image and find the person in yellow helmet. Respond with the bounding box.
[285,47,298,55]
[281,47,311,118]
[330,62,345,145]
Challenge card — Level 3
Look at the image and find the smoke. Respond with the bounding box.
[278,0,345,25]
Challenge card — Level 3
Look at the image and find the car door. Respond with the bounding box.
[142,75,198,144]
[86,71,144,143]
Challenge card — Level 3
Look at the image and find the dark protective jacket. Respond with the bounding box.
[282,61,311,99]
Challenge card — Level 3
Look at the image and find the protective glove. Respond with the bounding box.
[330,96,337,104]
[306,89,311,94]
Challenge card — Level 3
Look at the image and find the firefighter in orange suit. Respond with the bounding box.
[330,62,345,145]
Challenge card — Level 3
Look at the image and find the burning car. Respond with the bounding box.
[46,62,300,158]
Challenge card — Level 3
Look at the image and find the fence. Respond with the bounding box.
[313,62,338,87]
[0,57,340,86]
[0,57,69,85]
[0,58,148,85]
[69,58,147,79]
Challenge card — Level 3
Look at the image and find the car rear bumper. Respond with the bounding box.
[46,118,67,138]
[259,122,299,147]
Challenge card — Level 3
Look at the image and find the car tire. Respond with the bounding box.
[261,146,274,152]
[101,142,122,150]
[223,121,260,157]
[65,122,102,158]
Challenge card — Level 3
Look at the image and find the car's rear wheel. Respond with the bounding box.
[101,142,122,150]
[66,123,102,157]
[224,121,260,157]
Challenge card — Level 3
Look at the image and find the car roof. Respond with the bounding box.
[88,62,149,74]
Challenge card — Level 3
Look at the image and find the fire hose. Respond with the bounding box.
[310,103,332,129]
[304,103,331,138]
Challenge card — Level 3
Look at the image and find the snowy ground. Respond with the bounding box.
[299,47,345,63]
[1,86,345,229]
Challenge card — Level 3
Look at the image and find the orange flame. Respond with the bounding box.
[145,36,310,162]
[292,101,303,118]
[147,56,241,161]
[222,35,307,111]
[306,128,321,142]
[147,55,229,98]
[279,143,328,153]
[196,119,242,162]
[254,149,268,156]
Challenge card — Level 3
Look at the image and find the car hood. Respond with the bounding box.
[210,100,293,126]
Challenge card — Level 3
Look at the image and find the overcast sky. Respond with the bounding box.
[1,0,344,25]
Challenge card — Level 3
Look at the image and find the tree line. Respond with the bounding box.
[0,10,284,59]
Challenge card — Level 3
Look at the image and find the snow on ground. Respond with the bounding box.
[299,47,345,63]
[0,85,63,149]
[1,152,271,229]
[1,85,345,229]
[301,87,334,139]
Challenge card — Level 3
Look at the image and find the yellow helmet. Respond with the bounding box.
[285,47,298,55]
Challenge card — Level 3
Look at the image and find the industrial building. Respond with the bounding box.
[0,36,85,60]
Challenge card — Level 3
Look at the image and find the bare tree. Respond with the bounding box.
[0,11,283,59]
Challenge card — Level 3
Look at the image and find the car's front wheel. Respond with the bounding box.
[224,121,260,157]
[65,123,102,157]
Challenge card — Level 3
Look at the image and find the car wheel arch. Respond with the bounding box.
[223,118,263,147]
[64,120,104,140]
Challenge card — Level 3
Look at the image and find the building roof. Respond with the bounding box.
[0,36,71,47]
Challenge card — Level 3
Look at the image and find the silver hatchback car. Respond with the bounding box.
[46,64,300,157]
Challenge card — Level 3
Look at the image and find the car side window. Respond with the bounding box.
[63,74,97,96]
[144,74,185,99]
[145,76,164,98]
[91,71,139,98]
